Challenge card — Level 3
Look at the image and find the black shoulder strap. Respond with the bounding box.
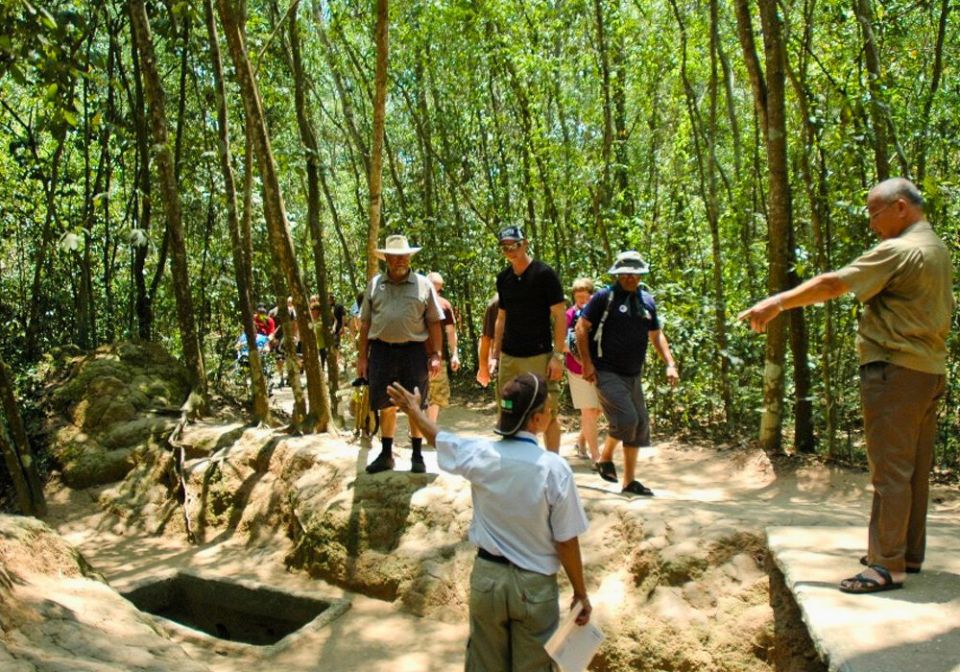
[592,289,616,359]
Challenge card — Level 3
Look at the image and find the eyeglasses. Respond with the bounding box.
[499,241,523,253]
[867,200,896,221]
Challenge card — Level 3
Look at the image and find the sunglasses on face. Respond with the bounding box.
[499,241,523,253]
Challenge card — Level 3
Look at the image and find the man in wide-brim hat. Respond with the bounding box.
[574,250,679,497]
[358,234,444,474]
[373,234,422,259]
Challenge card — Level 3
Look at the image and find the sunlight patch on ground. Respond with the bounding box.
[591,570,630,626]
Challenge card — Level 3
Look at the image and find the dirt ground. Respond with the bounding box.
[37,391,960,672]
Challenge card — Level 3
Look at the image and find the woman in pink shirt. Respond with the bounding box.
[565,278,602,467]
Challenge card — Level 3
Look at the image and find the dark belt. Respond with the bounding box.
[372,339,422,348]
[478,547,512,566]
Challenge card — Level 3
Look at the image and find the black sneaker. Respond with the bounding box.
[411,456,426,474]
[622,480,654,497]
[365,455,395,474]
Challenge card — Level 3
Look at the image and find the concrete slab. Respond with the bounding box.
[767,525,960,672]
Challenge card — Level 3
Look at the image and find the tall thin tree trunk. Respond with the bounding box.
[203,0,270,423]
[787,236,815,453]
[854,0,888,180]
[218,0,329,432]
[916,0,949,183]
[314,9,369,170]
[707,0,732,427]
[78,50,99,350]
[318,162,358,292]
[593,0,613,231]
[129,19,153,340]
[717,37,742,178]
[102,28,119,342]
[670,0,732,428]
[366,0,389,280]
[735,0,791,455]
[757,0,792,455]
[24,133,66,360]
[786,6,838,456]
[612,22,632,219]
[284,2,340,419]
[129,0,207,399]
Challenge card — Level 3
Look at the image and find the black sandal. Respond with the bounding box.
[622,480,654,497]
[839,565,903,594]
[597,461,618,483]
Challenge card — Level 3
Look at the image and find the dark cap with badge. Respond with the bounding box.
[497,225,525,243]
[495,373,548,436]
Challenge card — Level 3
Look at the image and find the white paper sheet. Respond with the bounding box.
[544,603,604,672]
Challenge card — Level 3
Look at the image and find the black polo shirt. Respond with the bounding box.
[496,259,565,357]
[583,285,660,376]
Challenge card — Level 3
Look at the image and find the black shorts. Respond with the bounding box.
[368,340,430,410]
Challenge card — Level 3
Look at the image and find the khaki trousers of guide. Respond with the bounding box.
[465,555,559,672]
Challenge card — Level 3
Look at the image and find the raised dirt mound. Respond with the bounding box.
[0,514,209,671]
[94,421,779,671]
[39,341,191,489]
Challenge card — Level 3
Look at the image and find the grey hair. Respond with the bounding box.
[873,177,924,208]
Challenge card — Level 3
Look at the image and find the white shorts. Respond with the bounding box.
[566,371,600,410]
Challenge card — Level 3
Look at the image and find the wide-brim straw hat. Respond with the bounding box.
[607,250,650,275]
[375,234,422,260]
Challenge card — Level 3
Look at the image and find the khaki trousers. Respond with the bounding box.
[861,362,945,573]
[465,556,558,672]
[498,353,560,420]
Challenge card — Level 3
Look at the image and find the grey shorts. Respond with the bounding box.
[595,369,650,446]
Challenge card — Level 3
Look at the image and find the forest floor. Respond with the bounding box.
[41,384,960,672]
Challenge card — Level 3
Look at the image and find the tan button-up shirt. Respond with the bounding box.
[836,220,954,374]
[361,271,443,343]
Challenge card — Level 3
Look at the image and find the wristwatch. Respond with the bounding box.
[552,351,565,361]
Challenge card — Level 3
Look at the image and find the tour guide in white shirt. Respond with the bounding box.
[387,373,591,671]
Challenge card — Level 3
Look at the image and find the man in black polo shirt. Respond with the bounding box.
[575,251,679,496]
[491,226,567,452]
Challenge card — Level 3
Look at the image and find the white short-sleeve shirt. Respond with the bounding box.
[436,430,589,575]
